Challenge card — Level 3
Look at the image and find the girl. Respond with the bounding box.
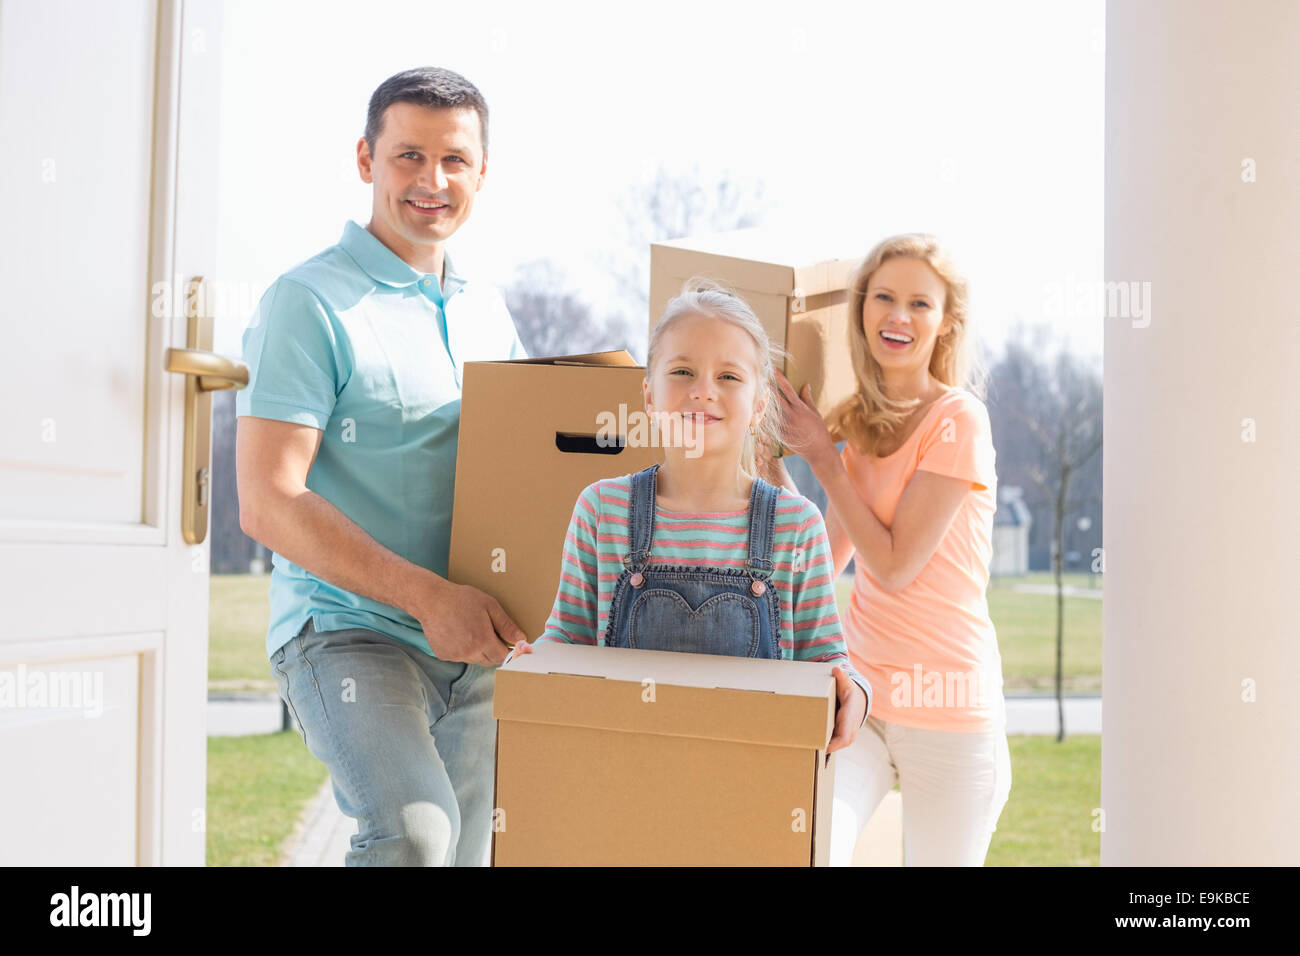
[770,234,1011,866]
[513,279,870,752]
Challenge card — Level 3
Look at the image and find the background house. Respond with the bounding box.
[992,485,1032,576]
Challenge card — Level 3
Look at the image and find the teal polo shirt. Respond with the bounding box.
[236,219,528,660]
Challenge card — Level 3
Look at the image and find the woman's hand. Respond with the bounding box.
[827,665,868,753]
[754,429,795,492]
[773,370,838,472]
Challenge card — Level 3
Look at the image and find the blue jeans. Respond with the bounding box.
[270,618,496,866]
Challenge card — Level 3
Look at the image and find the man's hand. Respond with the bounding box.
[238,416,525,669]
[827,665,868,753]
[414,580,525,667]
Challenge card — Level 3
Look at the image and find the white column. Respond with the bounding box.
[1103,0,1300,864]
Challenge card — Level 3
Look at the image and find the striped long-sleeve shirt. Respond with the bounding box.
[535,474,872,721]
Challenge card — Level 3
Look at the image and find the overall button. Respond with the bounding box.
[630,572,645,588]
[750,579,766,596]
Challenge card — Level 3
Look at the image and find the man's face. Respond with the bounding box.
[357,102,486,251]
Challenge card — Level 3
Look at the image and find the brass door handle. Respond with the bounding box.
[164,347,249,391]
[162,277,247,544]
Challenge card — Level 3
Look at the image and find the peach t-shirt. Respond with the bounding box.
[840,387,1006,732]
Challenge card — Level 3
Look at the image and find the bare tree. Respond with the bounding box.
[994,334,1102,741]
[503,259,635,358]
[607,162,767,341]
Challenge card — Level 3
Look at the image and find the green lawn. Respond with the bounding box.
[210,574,276,691]
[206,731,330,866]
[208,574,327,867]
[986,734,1100,866]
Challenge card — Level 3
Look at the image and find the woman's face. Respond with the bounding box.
[861,256,951,375]
[643,313,765,460]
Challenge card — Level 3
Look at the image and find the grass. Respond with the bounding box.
[986,734,1100,866]
[834,571,1101,693]
[206,730,330,867]
[208,574,328,867]
[987,574,1101,692]
[210,574,275,691]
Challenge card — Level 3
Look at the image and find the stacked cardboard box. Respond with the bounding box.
[650,228,864,419]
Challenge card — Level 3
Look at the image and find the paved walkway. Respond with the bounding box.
[1011,584,1103,599]
[208,694,283,736]
[278,778,356,866]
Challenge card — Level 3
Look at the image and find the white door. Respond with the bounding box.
[0,0,227,866]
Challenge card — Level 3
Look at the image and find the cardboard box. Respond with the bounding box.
[491,640,838,866]
[448,350,663,642]
[650,229,864,418]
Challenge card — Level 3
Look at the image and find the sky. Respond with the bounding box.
[212,0,1104,362]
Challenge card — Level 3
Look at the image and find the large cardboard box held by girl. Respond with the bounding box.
[650,229,862,418]
[447,350,664,642]
[491,640,838,866]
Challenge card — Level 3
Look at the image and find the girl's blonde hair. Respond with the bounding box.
[827,233,985,456]
[646,277,787,481]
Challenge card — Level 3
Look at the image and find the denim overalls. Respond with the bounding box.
[603,463,783,659]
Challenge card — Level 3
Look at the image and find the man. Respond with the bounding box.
[236,67,528,867]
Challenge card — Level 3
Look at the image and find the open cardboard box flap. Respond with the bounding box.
[494,640,835,750]
[490,348,640,368]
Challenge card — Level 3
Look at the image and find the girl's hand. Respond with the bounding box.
[503,638,534,664]
[827,665,867,753]
[773,370,838,472]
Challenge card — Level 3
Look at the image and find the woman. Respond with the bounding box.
[764,233,1011,866]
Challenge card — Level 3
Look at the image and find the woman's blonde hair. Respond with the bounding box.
[827,233,985,456]
[646,277,787,481]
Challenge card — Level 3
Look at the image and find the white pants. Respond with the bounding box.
[830,714,1012,866]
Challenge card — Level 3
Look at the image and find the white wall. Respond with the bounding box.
[1103,0,1300,864]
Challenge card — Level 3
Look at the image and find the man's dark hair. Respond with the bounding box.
[364,67,489,159]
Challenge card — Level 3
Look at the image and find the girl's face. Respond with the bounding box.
[861,256,952,374]
[643,313,766,460]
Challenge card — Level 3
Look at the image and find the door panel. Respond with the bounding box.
[0,0,222,866]
[0,0,156,526]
